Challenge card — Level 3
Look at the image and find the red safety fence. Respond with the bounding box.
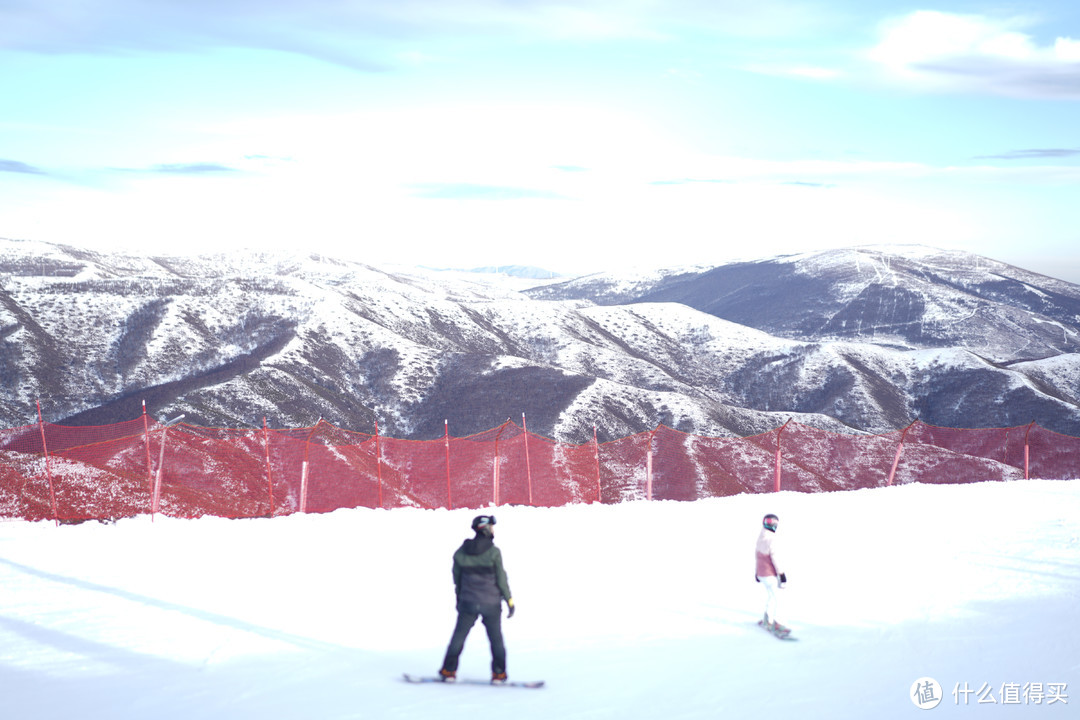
[1,412,1077,523]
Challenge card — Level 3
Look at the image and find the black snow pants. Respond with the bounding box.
[441,600,505,675]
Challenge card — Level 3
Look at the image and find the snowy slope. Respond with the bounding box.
[0,480,1076,719]
[2,238,1079,440]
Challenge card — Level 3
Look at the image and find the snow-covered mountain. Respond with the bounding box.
[2,238,1078,440]
[526,246,1080,364]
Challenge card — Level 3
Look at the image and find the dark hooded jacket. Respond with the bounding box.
[452,533,512,608]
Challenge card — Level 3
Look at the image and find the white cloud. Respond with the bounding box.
[869,12,1033,67]
[1056,36,1080,61]
[866,11,1080,98]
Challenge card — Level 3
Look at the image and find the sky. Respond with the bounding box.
[2,1,1079,281]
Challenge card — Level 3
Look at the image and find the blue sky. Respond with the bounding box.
[2,1,1079,281]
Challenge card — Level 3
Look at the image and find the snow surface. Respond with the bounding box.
[2,481,1078,719]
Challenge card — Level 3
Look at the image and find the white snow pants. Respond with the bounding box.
[761,575,781,624]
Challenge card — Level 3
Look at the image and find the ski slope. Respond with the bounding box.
[1,481,1077,718]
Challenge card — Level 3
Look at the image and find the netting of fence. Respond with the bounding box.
[1,412,1077,522]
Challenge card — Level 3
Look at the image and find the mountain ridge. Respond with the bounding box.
[1,238,1078,441]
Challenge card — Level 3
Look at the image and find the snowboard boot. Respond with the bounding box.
[438,669,456,683]
[491,671,508,685]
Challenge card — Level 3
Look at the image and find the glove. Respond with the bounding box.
[507,598,515,618]
[778,573,787,587]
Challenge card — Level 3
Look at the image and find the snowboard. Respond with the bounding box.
[758,620,798,641]
[403,673,545,689]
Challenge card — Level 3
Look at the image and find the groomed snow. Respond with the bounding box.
[1,480,1077,718]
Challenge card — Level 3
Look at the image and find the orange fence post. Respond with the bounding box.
[151,414,185,520]
[299,421,319,513]
[1024,422,1034,480]
[375,420,383,510]
[887,421,917,486]
[493,420,510,506]
[151,424,167,519]
[444,419,452,510]
[522,413,534,506]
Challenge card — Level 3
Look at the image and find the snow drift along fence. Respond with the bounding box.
[0,414,1077,522]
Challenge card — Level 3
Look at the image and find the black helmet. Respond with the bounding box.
[763,514,779,531]
[471,514,496,531]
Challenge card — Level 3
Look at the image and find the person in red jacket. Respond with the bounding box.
[438,515,515,684]
[755,513,789,635]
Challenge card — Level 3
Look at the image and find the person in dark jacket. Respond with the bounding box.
[439,514,515,683]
